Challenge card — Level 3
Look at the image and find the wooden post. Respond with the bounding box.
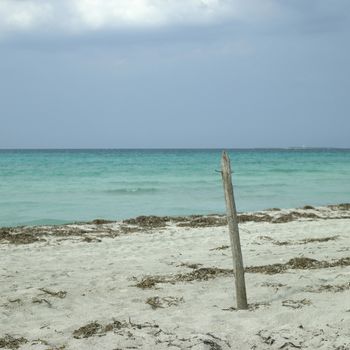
[221,151,248,310]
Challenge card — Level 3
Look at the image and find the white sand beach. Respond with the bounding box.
[1,205,350,349]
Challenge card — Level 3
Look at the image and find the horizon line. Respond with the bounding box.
[1,147,350,151]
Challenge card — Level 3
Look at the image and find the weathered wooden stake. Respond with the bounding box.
[221,151,248,310]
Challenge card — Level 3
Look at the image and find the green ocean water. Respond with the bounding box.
[0,149,349,227]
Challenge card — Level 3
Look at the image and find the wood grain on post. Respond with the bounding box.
[221,151,248,310]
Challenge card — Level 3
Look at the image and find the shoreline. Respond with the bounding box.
[1,203,350,349]
[1,202,350,232]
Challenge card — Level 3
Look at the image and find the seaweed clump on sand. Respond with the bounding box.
[0,335,28,349]
[258,235,339,246]
[328,203,350,211]
[146,296,184,309]
[177,216,227,228]
[272,212,320,223]
[123,216,168,228]
[246,256,350,275]
[73,319,158,339]
[306,282,350,293]
[238,214,272,223]
[137,256,350,288]
[90,219,114,225]
[73,322,103,339]
[136,267,232,289]
[0,227,41,245]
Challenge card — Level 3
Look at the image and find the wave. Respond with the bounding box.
[104,188,159,195]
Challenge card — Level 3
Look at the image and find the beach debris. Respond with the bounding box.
[136,267,232,289]
[303,205,315,210]
[328,203,350,211]
[39,288,67,299]
[257,236,290,246]
[119,225,140,234]
[177,216,227,228]
[0,228,42,245]
[0,224,119,245]
[136,256,350,288]
[8,299,21,304]
[202,339,223,350]
[81,236,102,243]
[91,219,114,225]
[146,296,184,309]
[72,319,159,339]
[150,331,231,349]
[238,213,272,223]
[305,282,350,293]
[210,245,230,251]
[0,335,28,349]
[254,324,350,349]
[136,276,159,289]
[32,297,52,308]
[257,235,339,246]
[272,212,320,223]
[177,262,203,269]
[246,256,350,275]
[123,215,168,228]
[1,204,350,245]
[73,322,102,339]
[282,299,312,309]
[30,338,49,346]
[300,236,339,244]
[256,330,276,346]
[261,282,286,292]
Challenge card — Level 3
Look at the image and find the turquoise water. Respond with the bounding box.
[0,149,349,227]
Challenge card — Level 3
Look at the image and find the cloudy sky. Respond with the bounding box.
[0,0,349,148]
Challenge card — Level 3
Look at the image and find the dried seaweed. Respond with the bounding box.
[136,256,350,288]
[177,216,226,228]
[282,299,312,309]
[328,203,350,211]
[146,296,184,309]
[32,297,52,308]
[258,235,339,246]
[136,267,232,289]
[123,216,168,228]
[261,282,286,291]
[91,219,114,225]
[0,228,41,245]
[73,322,102,339]
[246,256,350,275]
[0,335,28,349]
[238,214,272,223]
[177,262,203,269]
[39,288,67,299]
[306,282,350,293]
[210,245,230,251]
[303,205,315,210]
[72,319,158,339]
[300,236,339,244]
[272,212,320,223]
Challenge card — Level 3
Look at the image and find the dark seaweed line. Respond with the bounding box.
[136,256,350,288]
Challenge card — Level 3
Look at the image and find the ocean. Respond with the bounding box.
[0,149,349,227]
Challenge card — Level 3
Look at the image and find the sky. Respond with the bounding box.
[0,0,349,149]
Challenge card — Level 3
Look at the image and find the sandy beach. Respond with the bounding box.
[1,204,350,349]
